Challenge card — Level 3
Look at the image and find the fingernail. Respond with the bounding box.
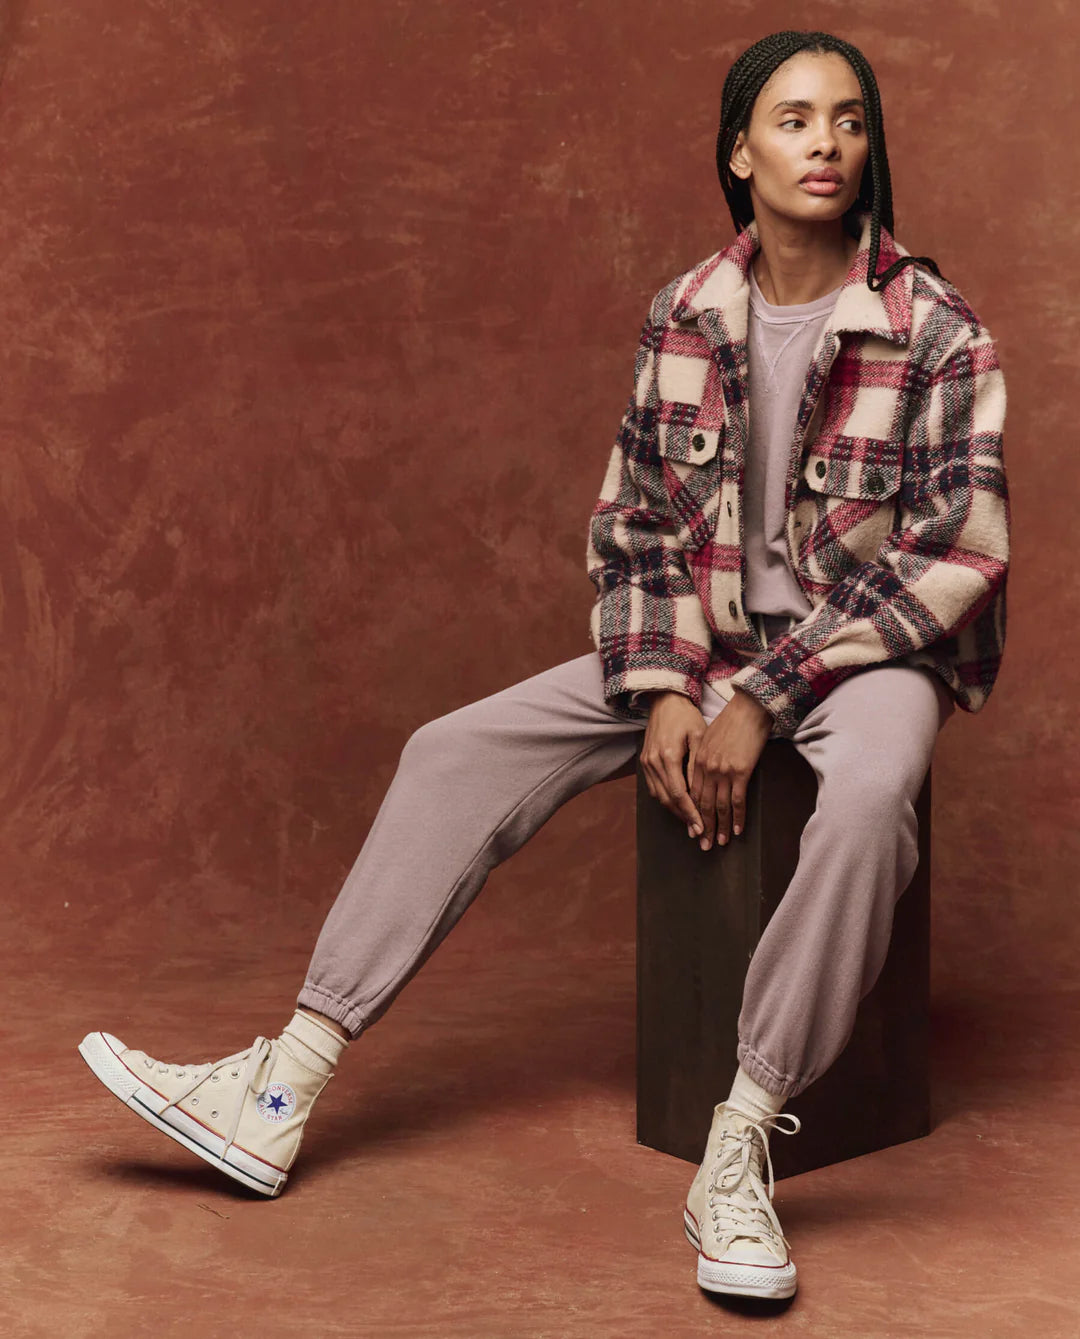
[699,837,709,850]
[718,834,727,845]
[733,825,741,836]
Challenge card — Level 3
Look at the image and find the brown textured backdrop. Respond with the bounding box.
[0,3,1069,1000]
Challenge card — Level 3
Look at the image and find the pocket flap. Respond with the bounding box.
[657,421,721,465]
[804,434,904,499]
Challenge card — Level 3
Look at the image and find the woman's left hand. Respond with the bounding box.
[686,688,774,850]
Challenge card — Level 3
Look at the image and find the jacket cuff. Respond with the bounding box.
[726,654,824,739]
[600,659,706,720]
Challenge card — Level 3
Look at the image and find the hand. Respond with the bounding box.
[639,691,707,835]
[687,687,773,850]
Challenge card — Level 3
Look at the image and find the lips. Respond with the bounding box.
[800,169,843,184]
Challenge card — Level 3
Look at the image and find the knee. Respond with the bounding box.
[400,715,451,764]
[399,709,473,771]
[819,758,919,825]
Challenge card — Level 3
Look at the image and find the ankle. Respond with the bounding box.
[726,1064,787,1123]
[279,1009,350,1077]
[297,1006,351,1042]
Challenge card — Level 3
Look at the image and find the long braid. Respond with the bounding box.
[715,31,943,293]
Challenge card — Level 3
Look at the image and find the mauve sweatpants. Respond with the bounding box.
[297,613,955,1099]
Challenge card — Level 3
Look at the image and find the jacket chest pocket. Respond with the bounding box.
[657,417,723,552]
[795,434,905,577]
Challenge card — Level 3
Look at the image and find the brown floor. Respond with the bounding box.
[8,908,1080,1339]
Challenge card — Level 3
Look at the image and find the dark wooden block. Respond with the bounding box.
[635,736,932,1180]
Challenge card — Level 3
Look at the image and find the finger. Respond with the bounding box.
[713,775,732,847]
[647,757,684,824]
[643,759,670,811]
[697,773,717,847]
[662,751,701,829]
[731,777,748,837]
[685,743,702,836]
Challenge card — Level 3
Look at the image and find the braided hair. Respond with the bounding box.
[716,30,944,293]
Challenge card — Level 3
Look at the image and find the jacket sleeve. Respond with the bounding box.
[585,295,714,719]
[726,325,1010,736]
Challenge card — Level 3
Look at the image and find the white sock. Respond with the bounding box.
[726,1063,786,1122]
[278,1008,350,1078]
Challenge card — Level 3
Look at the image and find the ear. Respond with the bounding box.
[729,133,751,180]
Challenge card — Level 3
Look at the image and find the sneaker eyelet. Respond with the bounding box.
[211,1110,219,1118]
[191,1097,199,1105]
[231,1070,239,1078]
[211,1074,220,1082]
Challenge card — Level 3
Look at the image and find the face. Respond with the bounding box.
[728,51,870,223]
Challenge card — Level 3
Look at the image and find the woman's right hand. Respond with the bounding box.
[639,691,707,837]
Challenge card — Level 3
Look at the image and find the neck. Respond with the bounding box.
[749,207,858,306]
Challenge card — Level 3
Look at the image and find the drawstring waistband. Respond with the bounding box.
[752,610,799,647]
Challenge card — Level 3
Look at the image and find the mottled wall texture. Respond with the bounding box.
[0,4,1069,993]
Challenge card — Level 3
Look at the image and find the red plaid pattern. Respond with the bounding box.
[585,210,1010,736]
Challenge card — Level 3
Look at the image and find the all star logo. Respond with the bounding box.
[256,1081,297,1123]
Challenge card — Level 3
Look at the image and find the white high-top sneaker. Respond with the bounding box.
[78,1009,348,1197]
[683,1101,802,1300]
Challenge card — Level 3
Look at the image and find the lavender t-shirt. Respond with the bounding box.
[743,263,842,619]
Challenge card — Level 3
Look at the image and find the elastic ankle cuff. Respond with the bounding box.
[295,1009,350,1051]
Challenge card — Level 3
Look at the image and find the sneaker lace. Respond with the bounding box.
[149,1037,279,1155]
[706,1110,801,1257]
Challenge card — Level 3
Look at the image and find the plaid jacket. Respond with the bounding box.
[585,209,1010,737]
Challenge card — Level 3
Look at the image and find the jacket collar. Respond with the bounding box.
[669,209,915,346]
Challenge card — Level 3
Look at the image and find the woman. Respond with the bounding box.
[78,29,1009,1304]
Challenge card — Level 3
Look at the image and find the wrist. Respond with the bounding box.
[731,685,772,721]
[642,688,692,712]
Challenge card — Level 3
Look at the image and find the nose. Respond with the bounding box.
[809,118,840,158]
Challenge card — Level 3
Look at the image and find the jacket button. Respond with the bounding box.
[864,469,885,494]
[728,600,738,618]
[691,432,706,451]
[815,459,826,478]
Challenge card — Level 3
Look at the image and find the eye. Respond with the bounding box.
[779,115,864,133]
